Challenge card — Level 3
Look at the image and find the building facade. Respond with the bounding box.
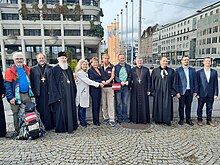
[0,0,103,71]
[152,1,220,66]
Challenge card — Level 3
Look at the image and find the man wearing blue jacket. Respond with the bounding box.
[175,55,196,126]
[196,57,218,127]
[114,54,131,123]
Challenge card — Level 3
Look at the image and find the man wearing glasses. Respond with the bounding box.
[4,52,33,135]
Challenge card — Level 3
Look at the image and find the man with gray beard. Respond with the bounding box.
[48,52,78,133]
[4,52,33,134]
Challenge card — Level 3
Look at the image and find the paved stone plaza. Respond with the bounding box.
[1,118,220,165]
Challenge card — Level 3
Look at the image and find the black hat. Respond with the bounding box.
[58,51,67,57]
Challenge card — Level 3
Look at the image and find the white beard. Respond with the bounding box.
[58,61,68,70]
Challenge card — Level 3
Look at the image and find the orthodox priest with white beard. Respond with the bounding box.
[48,52,78,133]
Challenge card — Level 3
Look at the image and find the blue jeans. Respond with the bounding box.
[78,106,86,126]
[115,86,130,122]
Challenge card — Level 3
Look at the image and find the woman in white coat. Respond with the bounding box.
[75,59,104,127]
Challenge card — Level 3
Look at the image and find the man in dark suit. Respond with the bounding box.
[175,55,196,126]
[196,57,218,127]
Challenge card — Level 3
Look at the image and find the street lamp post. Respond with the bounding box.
[120,9,123,54]
[131,0,134,65]
[125,1,128,62]
[138,0,142,57]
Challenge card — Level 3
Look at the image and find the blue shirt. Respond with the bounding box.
[183,67,190,90]
[16,67,29,93]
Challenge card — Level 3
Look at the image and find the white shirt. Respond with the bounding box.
[204,68,211,83]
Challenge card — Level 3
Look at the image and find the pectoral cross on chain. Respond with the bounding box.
[41,77,46,83]
[138,79,141,83]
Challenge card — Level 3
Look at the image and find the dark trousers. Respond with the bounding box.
[197,96,214,122]
[78,106,86,126]
[178,90,193,121]
[90,88,101,124]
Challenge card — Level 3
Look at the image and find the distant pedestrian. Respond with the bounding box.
[196,57,218,127]
[75,59,104,127]
[175,55,196,126]
[151,57,176,126]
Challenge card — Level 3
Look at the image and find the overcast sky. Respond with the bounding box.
[100,0,218,42]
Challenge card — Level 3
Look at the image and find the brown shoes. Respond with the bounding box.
[197,121,203,126]
[207,122,217,127]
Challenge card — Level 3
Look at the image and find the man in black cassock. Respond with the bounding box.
[0,71,6,137]
[151,57,176,126]
[30,53,54,130]
[129,57,151,124]
[48,52,78,133]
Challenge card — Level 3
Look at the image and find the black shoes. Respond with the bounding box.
[186,120,194,126]
[178,120,184,125]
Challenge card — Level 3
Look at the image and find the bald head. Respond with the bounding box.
[160,57,168,68]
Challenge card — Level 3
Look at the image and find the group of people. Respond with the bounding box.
[0,51,218,137]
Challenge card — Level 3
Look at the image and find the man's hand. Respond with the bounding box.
[214,96,218,99]
[176,93,181,98]
[2,94,5,98]
[147,91,151,96]
[10,98,16,105]
[121,82,125,86]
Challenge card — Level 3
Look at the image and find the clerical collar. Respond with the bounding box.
[38,63,45,68]
[159,66,167,70]
[137,66,142,69]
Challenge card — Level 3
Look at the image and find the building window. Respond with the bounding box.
[187,20,190,24]
[63,14,80,21]
[206,48,211,54]
[3,29,20,36]
[205,13,208,17]
[64,30,80,36]
[200,15,203,19]
[42,0,59,4]
[203,29,206,35]
[212,48,216,54]
[44,29,61,36]
[22,14,40,20]
[213,26,218,33]
[207,38,211,44]
[2,13,19,20]
[83,15,98,21]
[83,30,91,36]
[82,0,98,6]
[43,14,60,20]
[207,28,211,34]
[24,29,41,36]
[63,0,79,3]
[212,37,218,43]
[210,11,213,15]
[22,0,38,3]
[216,9,219,13]
[203,39,206,45]
[202,49,205,54]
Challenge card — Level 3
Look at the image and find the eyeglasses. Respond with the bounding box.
[15,58,24,60]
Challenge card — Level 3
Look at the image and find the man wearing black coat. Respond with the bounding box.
[0,71,6,137]
[30,53,54,130]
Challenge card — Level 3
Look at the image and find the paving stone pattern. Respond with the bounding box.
[1,118,220,165]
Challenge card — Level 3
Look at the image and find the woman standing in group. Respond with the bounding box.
[88,57,103,126]
[75,59,104,127]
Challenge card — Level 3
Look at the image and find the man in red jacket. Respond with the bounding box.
[4,52,33,134]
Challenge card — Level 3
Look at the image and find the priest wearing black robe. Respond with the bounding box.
[48,52,78,133]
[0,71,6,137]
[129,57,151,124]
[30,53,54,130]
[151,57,176,126]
